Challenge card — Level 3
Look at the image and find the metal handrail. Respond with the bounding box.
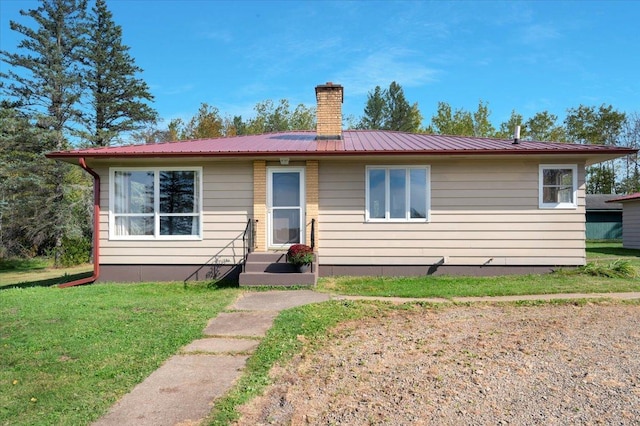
[310,218,316,250]
[183,218,257,284]
[242,218,253,272]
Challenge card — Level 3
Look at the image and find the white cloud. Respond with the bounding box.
[155,84,195,96]
[201,30,233,43]
[333,50,440,95]
[520,23,560,45]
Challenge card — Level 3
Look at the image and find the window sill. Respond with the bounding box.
[108,236,203,241]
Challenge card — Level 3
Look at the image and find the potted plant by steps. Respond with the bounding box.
[287,244,314,273]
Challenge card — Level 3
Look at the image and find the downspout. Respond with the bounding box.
[59,157,100,288]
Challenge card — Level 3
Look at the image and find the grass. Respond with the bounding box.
[0,282,239,426]
[317,273,640,298]
[0,257,93,289]
[315,242,640,298]
[586,241,640,266]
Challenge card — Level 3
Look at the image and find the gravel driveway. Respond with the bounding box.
[235,302,640,425]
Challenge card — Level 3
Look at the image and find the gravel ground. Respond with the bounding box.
[235,302,640,425]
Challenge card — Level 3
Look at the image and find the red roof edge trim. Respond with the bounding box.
[607,192,640,203]
[46,147,638,159]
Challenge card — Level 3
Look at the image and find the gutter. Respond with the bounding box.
[59,157,100,288]
[46,146,640,160]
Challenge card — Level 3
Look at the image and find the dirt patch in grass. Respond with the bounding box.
[235,302,640,425]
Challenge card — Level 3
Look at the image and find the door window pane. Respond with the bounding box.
[273,172,300,207]
[272,209,300,244]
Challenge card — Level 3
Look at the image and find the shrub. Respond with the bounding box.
[60,236,91,267]
[572,260,637,278]
[286,244,314,266]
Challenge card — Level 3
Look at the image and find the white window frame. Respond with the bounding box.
[365,165,431,222]
[539,164,578,209]
[109,167,203,240]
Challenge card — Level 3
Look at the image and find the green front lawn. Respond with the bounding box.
[316,242,640,298]
[0,282,239,425]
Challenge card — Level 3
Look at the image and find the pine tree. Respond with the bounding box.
[82,0,157,146]
[385,81,414,132]
[1,0,87,150]
[0,0,88,264]
[360,82,422,132]
[360,86,386,129]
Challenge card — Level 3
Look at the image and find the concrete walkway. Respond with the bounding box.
[93,290,640,426]
[93,290,330,426]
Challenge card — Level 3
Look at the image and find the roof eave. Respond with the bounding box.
[47,147,637,163]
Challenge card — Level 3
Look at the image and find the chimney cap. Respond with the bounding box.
[315,82,343,102]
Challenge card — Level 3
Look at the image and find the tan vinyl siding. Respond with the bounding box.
[99,162,252,265]
[622,201,640,249]
[318,159,586,266]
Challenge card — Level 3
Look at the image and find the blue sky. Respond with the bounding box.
[1,0,639,130]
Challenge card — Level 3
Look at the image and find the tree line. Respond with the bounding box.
[1,0,639,262]
[1,0,155,262]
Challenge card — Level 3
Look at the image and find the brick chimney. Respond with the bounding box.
[315,82,343,140]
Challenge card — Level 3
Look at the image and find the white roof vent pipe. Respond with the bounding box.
[512,125,521,145]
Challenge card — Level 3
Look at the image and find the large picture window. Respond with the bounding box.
[539,164,577,209]
[366,166,430,221]
[110,168,202,239]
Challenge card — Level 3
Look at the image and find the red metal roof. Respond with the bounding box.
[607,192,640,203]
[47,130,637,159]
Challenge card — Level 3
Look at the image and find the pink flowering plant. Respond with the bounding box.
[286,244,314,266]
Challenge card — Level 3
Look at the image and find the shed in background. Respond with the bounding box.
[586,194,622,240]
[607,193,640,249]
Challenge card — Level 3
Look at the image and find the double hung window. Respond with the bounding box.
[366,166,430,221]
[539,165,577,209]
[110,168,202,239]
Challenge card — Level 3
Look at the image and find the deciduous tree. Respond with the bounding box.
[427,102,474,136]
[617,112,640,193]
[565,104,626,194]
[472,100,495,137]
[495,110,525,139]
[525,111,566,142]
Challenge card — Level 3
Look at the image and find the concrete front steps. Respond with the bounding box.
[239,252,318,287]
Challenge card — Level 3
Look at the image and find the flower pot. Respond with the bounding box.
[296,263,311,273]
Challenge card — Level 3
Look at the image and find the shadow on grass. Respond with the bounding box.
[206,279,239,289]
[0,271,94,290]
[587,246,640,258]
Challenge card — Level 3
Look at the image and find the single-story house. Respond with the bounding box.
[585,194,622,240]
[48,83,637,286]
[607,193,640,249]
